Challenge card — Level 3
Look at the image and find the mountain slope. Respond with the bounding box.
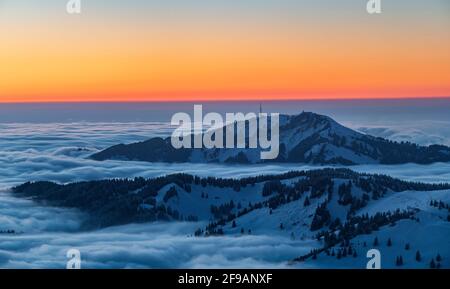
[12,168,450,268]
[90,112,450,165]
[292,190,450,269]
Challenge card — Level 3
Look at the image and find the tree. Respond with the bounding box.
[387,238,392,247]
[304,196,310,207]
[396,256,403,266]
[416,250,422,262]
[373,237,379,246]
[163,186,178,202]
[310,202,331,231]
[430,258,436,269]
[330,218,341,230]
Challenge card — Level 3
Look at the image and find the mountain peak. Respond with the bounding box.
[91,111,450,165]
[281,111,337,130]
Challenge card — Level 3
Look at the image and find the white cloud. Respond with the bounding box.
[0,193,85,233]
[0,120,449,268]
[345,120,450,146]
[0,220,312,269]
[2,120,450,189]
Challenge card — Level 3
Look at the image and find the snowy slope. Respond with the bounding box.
[13,169,450,268]
[292,189,450,268]
[144,175,450,269]
[91,112,450,165]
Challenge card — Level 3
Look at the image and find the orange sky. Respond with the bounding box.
[0,1,449,103]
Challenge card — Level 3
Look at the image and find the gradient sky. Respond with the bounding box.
[0,0,449,102]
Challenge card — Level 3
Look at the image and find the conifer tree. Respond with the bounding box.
[304,196,310,207]
[415,250,422,262]
[396,256,403,266]
[373,237,379,246]
[430,258,436,269]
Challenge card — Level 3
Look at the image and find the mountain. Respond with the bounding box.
[90,112,450,165]
[12,168,450,268]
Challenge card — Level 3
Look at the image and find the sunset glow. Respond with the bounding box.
[1,0,449,103]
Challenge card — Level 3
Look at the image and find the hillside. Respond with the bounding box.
[12,168,450,268]
[90,112,450,165]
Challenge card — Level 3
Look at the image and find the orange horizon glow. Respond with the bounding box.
[1,93,449,104]
[1,1,449,103]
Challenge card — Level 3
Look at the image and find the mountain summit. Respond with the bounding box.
[91,112,450,165]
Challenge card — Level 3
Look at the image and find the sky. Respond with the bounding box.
[0,0,449,102]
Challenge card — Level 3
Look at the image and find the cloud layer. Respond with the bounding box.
[350,120,450,147]
[2,121,450,190]
[0,219,314,269]
[1,119,450,268]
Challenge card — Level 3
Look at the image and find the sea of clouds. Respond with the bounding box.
[1,119,450,268]
[0,217,316,269]
[1,120,450,189]
[349,120,450,147]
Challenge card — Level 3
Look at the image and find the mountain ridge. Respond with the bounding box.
[12,168,450,268]
[90,112,450,165]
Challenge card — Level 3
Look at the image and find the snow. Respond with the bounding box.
[299,189,450,268]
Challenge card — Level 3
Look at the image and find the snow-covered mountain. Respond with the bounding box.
[90,112,450,165]
[13,168,450,268]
